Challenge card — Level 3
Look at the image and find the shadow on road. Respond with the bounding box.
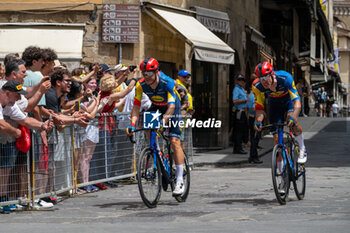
[94,200,181,210]
[94,201,148,210]
[211,198,275,206]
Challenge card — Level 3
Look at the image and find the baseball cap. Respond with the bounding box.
[100,64,115,73]
[236,74,245,81]
[114,64,128,72]
[54,59,63,68]
[2,80,28,95]
[178,69,191,77]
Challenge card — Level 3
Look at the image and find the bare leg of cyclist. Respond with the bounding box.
[293,123,304,148]
[170,137,185,195]
[286,112,307,163]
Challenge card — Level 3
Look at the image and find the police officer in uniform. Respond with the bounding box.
[232,74,248,154]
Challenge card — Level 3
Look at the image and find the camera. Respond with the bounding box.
[129,65,137,72]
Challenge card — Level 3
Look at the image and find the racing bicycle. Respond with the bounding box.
[129,128,190,208]
[263,123,306,205]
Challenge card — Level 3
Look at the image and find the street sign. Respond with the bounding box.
[102,4,139,43]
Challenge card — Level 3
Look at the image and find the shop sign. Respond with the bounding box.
[194,47,234,64]
[102,4,139,43]
[192,6,230,34]
[196,15,230,34]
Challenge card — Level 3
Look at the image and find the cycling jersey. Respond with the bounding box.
[252,70,300,134]
[252,70,300,111]
[134,71,182,139]
[134,71,178,108]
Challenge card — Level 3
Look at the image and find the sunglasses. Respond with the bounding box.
[142,71,154,77]
[63,79,72,83]
[259,74,271,81]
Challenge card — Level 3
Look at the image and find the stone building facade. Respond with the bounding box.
[0,0,260,148]
[0,0,334,148]
[334,0,350,107]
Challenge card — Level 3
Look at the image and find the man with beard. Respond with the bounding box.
[44,69,87,193]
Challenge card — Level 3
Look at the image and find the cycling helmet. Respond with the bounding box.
[140,58,159,72]
[255,62,273,78]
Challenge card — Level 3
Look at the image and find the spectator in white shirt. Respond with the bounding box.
[0,80,52,202]
[332,100,339,118]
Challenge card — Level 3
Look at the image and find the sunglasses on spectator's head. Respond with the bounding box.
[143,71,154,77]
[260,74,271,81]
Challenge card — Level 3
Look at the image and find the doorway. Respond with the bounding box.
[191,60,218,148]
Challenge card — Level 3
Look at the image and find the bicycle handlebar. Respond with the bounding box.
[261,123,287,130]
[127,128,169,144]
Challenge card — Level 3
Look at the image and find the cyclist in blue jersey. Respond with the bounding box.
[253,62,307,167]
[126,58,185,196]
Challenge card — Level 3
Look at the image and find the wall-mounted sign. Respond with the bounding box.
[102,4,139,43]
[191,6,230,34]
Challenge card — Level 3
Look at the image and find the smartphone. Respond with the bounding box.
[129,65,137,72]
[49,114,52,124]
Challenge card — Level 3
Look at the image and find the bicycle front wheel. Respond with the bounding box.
[271,144,290,205]
[137,148,161,208]
[174,152,191,202]
[292,144,306,200]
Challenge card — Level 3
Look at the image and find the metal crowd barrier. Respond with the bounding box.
[0,112,194,209]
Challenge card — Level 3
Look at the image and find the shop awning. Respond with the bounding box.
[150,8,235,64]
[0,23,84,60]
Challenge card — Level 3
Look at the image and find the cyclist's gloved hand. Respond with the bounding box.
[287,116,296,127]
[126,123,135,136]
[157,121,164,133]
[254,121,263,131]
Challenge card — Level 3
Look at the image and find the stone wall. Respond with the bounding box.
[0,0,260,147]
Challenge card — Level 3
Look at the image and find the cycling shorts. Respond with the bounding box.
[148,104,182,139]
[268,97,294,134]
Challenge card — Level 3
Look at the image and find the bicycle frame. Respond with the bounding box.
[149,130,173,183]
[277,126,295,175]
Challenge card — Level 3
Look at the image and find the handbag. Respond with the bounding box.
[16,125,31,153]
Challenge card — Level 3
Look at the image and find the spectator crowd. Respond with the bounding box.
[0,46,195,213]
[312,87,340,118]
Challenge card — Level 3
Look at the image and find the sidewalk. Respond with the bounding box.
[193,135,274,167]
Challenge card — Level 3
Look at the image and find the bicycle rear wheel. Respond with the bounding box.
[291,144,306,200]
[271,144,290,205]
[173,152,191,202]
[137,148,161,208]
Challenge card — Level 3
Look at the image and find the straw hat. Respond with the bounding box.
[100,74,115,92]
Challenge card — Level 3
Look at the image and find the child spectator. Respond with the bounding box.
[79,78,101,193]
